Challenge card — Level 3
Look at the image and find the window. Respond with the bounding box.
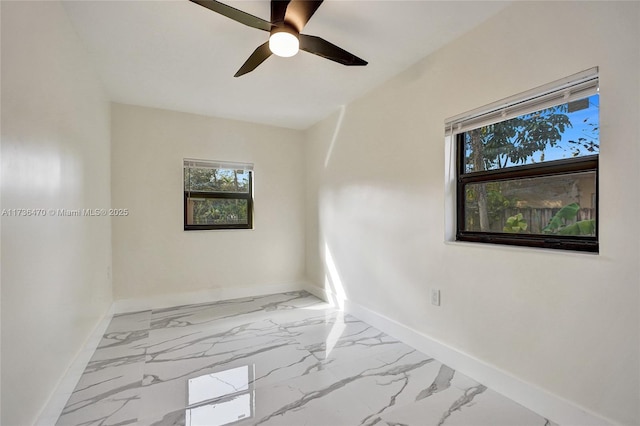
[447,68,599,252]
[183,159,253,230]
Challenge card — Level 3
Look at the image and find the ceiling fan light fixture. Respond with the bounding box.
[269,29,299,58]
[189,0,368,76]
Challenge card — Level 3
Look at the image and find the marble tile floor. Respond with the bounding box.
[56,291,556,426]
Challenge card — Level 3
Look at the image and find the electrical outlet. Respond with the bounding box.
[431,289,440,306]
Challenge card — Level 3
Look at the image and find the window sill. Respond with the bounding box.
[444,238,599,256]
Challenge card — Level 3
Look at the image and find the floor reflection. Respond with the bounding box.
[186,365,254,426]
[324,311,345,359]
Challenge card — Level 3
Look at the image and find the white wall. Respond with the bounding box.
[305,2,639,425]
[111,104,305,302]
[1,1,113,425]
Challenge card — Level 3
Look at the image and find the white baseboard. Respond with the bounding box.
[35,304,115,426]
[301,281,332,303]
[303,282,615,426]
[113,281,306,313]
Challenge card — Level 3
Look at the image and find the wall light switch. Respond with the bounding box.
[431,289,441,306]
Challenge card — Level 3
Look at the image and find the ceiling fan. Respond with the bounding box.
[189,0,368,77]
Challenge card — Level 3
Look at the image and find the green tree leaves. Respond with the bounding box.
[184,168,249,192]
[542,202,595,236]
[465,105,572,173]
[503,213,528,233]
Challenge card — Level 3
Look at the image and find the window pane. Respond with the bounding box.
[184,168,251,193]
[464,171,596,236]
[186,198,249,226]
[463,95,599,173]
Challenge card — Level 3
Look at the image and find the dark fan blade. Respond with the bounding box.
[284,0,323,33]
[234,42,272,77]
[190,0,271,31]
[271,0,290,26]
[299,34,367,66]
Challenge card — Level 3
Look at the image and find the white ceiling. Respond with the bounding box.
[63,0,510,130]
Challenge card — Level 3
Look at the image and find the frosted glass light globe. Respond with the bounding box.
[269,31,299,57]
